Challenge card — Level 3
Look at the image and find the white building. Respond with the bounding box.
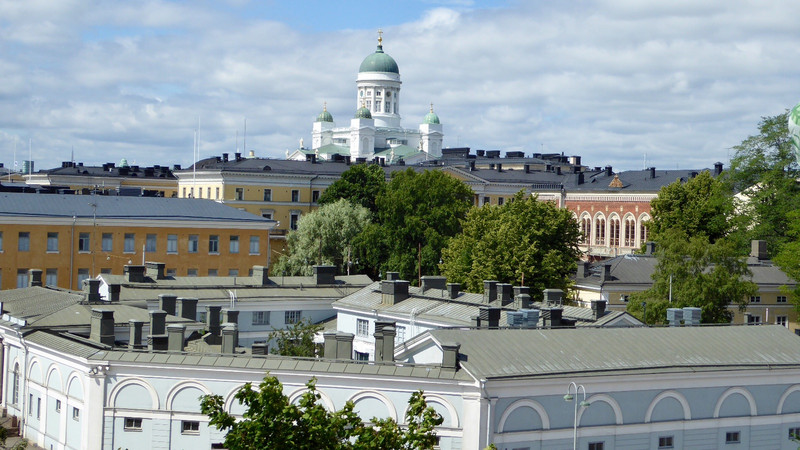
[290,32,444,164]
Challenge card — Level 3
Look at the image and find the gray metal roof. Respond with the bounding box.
[0,287,84,320]
[427,325,800,380]
[0,192,274,224]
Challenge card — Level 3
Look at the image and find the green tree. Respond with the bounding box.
[273,199,371,276]
[355,169,474,283]
[725,111,800,256]
[773,209,800,315]
[268,318,323,357]
[200,374,443,450]
[317,163,387,214]
[440,191,582,296]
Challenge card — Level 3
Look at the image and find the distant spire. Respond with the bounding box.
[430,102,434,113]
[323,101,328,112]
[377,28,383,47]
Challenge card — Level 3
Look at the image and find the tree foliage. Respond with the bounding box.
[440,191,582,296]
[268,318,322,357]
[317,163,387,215]
[200,374,443,450]
[273,199,371,276]
[773,209,800,315]
[355,169,474,282]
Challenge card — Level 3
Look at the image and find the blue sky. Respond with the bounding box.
[1,0,798,172]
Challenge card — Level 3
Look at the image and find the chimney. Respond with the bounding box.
[513,286,530,298]
[28,269,43,287]
[441,342,460,371]
[252,342,268,355]
[575,172,584,185]
[483,280,498,304]
[649,167,656,179]
[714,162,723,176]
[167,324,186,352]
[516,294,532,309]
[469,160,476,171]
[645,241,656,255]
[542,307,563,327]
[252,265,269,285]
[421,276,447,293]
[235,152,242,161]
[83,278,101,302]
[323,332,338,358]
[600,264,612,283]
[524,164,530,174]
[446,283,461,299]
[591,300,607,320]
[335,332,354,359]
[149,310,167,335]
[128,320,144,349]
[108,284,121,302]
[384,272,400,281]
[124,265,146,283]
[145,262,166,280]
[221,309,239,325]
[496,163,502,172]
[381,280,409,305]
[507,311,523,327]
[683,307,701,326]
[750,240,768,260]
[381,325,396,362]
[479,307,501,328]
[148,334,169,351]
[576,261,591,278]
[158,294,177,316]
[206,305,222,336]
[523,309,540,328]
[543,289,563,306]
[666,308,683,327]
[176,298,198,321]
[313,265,336,285]
[90,309,115,346]
[222,153,228,162]
[221,323,238,353]
[497,283,513,306]
[373,327,384,361]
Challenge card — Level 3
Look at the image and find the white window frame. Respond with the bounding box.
[356,318,369,337]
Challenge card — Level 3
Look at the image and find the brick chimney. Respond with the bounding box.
[446,283,461,299]
[145,262,166,280]
[252,265,269,285]
[128,320,144,349]
[381,280,409,305]
[176,298,198,321]
[90,309,115,346]
[158,294,177,316]
[314,265,336,285]
[483,280,498,304]
[83,279,101,302]
[591,300,607,320]
[421,276,447,293]
[167,324,186,351]
[124,265,146,283]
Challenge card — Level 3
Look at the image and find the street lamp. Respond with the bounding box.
[564,382,590,450]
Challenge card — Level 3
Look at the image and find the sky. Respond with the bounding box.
[1,0,799,173]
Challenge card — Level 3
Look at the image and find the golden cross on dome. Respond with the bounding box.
[323,101,327,111]
[378,29,383,46]
[430,102,434,113]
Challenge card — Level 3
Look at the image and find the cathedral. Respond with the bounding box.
[289,32,443,164]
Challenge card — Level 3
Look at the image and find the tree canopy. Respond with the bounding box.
[440,191,582,296]
[268,318,322,357]
[355,168,474,282]
[317,163,387,215]
[273,199,371,276]
[200,374,443,450]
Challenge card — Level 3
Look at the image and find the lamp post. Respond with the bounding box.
[564,382,590,450]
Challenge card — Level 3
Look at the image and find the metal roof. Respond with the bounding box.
[427,325,800,380]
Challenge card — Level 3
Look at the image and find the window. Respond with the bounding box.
[261,211,273,220]
[366,100,371,110]
[215,187,220,199]
[249,236,260,254]
[640,220,649,242]
[102,233,113,252]
[624,218,637,246]
[166,268,176,277]
[285,310,301,324]
[777,295,788,303]
[235,188,244,200]
[581,217,591,243]
[11,364,19,405]
[291,190,300,202]
[145,234,157,252]
[290,212,300,230]
[357,319,369,337]
[209,235,219,254]
[181,420,199,434]
[47,232,59,252]
[609,218,620,247]
[28,394,32,415]
[725,431,740,444]
[187,269,198,277]
[375,99,381,112]
[77,269,90,286]
[588,443,604,450]
[100,268,111,274]
[396,325,406,342]
[124,233,135,253]
[777,316,788,327]
[498,197,504,205]
[16,269,28,288]
[206,187,211,198]
[748,315,761,324]
[36,397,41,419]
[594,217,606,245]
[658,436,674,448]
[72,407,79,421]
[229,235,240,254]
[620,294,629,303]
[0,231,3,251]
[482,196,490,205]
[208,269,218,277]
[750,295,761,303]
[790,427,800,440]
[182,187,186,197]
[252,311,270,326]
[355,351,369,361]
[312,190,320,203]
[124,417,142,431]
[55,400,61,412]
[188,235,199,253]
[45,269,58,287]
[167,234,178,253]
[18,232,30,251]
[78,232,91,252]
[263,189,272,201]
[228,269,238,276]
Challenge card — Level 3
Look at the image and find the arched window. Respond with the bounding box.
[640,220,649,243]
[580,217,591,243]
[624,218,636,247]
[594,217,606,246]
[609,218,620,247]
[12,363,19,405]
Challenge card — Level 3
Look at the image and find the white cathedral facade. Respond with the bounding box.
[289,33,443,164]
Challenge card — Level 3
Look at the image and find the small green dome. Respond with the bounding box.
[315,103,333,122]
[423,104,440,124]
[359,44,399,74]
[355,105,372,119]
[119,158,130,168]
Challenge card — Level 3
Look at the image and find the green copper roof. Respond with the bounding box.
[355,106,372,119]
[424,111,440,124]
[316,108,333,123]
[359,45,399,74]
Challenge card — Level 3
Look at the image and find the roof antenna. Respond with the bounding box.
[243,117,247,155]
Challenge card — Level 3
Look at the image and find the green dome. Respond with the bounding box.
[358,44,399,74]
[355,106,372,119]
[315,103,333,122]
[423,104,440,124]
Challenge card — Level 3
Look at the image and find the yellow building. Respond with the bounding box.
[24,160,179,197]
[0,192,275,290]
